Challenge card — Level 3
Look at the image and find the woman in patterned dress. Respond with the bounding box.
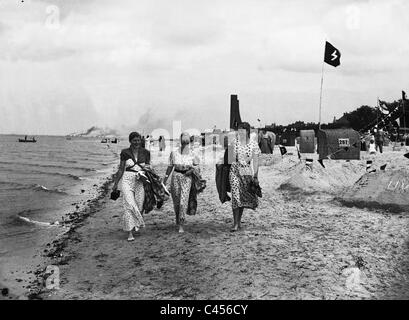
[229,123,261,232]
[112,132,151,241]
[163,132,200,233]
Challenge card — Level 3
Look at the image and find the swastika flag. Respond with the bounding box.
[279,146,287,156]
[324,41,341,67]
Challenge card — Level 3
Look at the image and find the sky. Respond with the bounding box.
[0,0,408,135]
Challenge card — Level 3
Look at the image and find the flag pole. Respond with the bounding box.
[318,53,325,130]
[403,91,407,137]
[377,96,379,129]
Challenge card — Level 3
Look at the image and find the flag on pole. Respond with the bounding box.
[279,146,287,156]
[324,41,341,67]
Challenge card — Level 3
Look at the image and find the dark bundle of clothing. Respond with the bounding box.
[141,168,169,214]
[215,148,232,203]
[216,147,262,205]
[186,168,206,216]
[247,176,262,198]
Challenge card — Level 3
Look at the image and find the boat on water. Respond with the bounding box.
[101,137,119,143]
[18,136,37,143]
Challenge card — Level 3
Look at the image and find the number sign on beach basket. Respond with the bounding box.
[317,129,361,160]
[299,130,316,153]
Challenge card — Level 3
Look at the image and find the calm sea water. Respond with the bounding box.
[0,135,123,257]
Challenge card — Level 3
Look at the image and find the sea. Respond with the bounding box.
[0,135,124,295]
[0,135,220,297]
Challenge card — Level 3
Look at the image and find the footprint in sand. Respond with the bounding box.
[94,253,109,263]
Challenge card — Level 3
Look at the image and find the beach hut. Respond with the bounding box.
[317,129,361,160]
[299,130,315,153]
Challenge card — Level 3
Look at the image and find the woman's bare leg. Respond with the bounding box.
[238,208,244,229]
[231,209,239,232]
[174,206,184,233]
[175,207,180,226]
[178,220,184,233]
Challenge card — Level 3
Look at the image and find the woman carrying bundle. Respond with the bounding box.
[163,132,205,233]
[229,123,261,232]
[112,132,151,241]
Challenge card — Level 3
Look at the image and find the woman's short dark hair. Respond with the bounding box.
[129,131,141,142]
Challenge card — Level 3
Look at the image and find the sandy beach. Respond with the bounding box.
[5,145,409,300]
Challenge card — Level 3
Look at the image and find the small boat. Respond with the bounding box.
[18,137,36,143]
[101,138,108,143]
[111,138,118,144]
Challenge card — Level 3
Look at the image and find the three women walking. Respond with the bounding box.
[112,127,260,240]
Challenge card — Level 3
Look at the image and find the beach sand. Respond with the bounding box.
[0,173,116,300]
[8,145,409,300]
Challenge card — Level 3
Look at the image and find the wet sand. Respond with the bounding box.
[9,146,409,300]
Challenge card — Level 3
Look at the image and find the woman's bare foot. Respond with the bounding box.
[178,225,184,233]
[230,225,239,232]
[127,231,135,241]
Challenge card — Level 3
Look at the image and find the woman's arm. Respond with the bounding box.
[141,150,152,169]
[163,151,174,184]
[163,165,174,184]
[189,153,201,174]
[252,153,259,178]
[113,160,126,190]
[146,150,151,165]
[252,144,260,180]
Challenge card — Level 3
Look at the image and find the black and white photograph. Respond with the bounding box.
[1,0,409,306]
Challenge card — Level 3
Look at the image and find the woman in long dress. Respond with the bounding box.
[229,123,261,232]
[258,130,273,154]
[163,132,200,233]
[112,132,151,241]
